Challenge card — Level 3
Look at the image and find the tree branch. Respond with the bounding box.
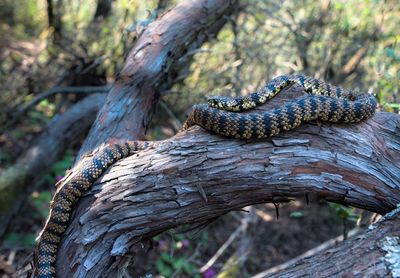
[78,0,238,158]
[16,85,110,119]
[0,94,106,238]
[335,47,368,83]
[57,87,400,276]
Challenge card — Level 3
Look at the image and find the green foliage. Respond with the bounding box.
[167,0,400,117]
[328,203,360,223]
[0,166,28,213]
[153,230,208,277]
[26,99,57,127]
[4,232,37,248]
[1,0,397,133]
[0,0,46,38]
[155,251,200,278]
[42,150,74,185]
[289,210,304,219]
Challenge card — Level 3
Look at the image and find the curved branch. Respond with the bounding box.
[57,89,400,276]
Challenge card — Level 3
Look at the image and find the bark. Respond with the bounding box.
[0,94,105,238]
[46,0,63,43]
[57,87,400,276]
[93,0,113,20]
[2,0,236,237]
[78,0,238,159]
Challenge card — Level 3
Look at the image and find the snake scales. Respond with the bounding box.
[35,74,376,277]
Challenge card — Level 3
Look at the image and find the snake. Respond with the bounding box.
[184,74,376,138]
[35,74,376,277]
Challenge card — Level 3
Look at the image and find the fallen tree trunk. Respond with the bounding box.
[56,87,400,276]
[0,93,105,238]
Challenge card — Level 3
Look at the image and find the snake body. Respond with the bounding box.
[35,74,376,277]
[184,74,376,138]
[207,74,359,112]
[35,142,146,278]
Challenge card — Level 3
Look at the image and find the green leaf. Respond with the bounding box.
[182,261,196,274]
[160,251,172,262]
[386,47,396,58]
[174,233,185,241]
[289,211,304,218]
[387,103,400,109]
[155,259,172,276]
[172,257,185,269]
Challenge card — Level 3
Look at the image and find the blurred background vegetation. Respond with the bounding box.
[0,0,398,277]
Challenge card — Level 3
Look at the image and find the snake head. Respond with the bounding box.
[207,96,222,108]
[207,96,239,110]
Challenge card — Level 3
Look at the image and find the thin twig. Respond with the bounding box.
[18,85,110,116]
[251,228,362,278]
[159,100,182,131]
[199,207,255,273]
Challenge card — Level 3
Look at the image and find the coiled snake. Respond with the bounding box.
[35,74,376,277]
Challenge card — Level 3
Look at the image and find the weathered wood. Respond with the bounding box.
[57,87,400,276]
[78,0,238,158]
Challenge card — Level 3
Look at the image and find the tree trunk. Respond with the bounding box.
[56,86,400,276]
[93,0,113,20]
[78,0,238,158]
[37,0,400,276]
[46,0,63,43]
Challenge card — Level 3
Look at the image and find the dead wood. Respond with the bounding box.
[56,86,400,276]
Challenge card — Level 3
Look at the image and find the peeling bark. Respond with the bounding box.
[57,87,400,276]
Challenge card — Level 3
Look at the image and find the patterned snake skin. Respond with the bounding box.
[184,74,376,138]
[35,142,147,278]
[35,74,376,277]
